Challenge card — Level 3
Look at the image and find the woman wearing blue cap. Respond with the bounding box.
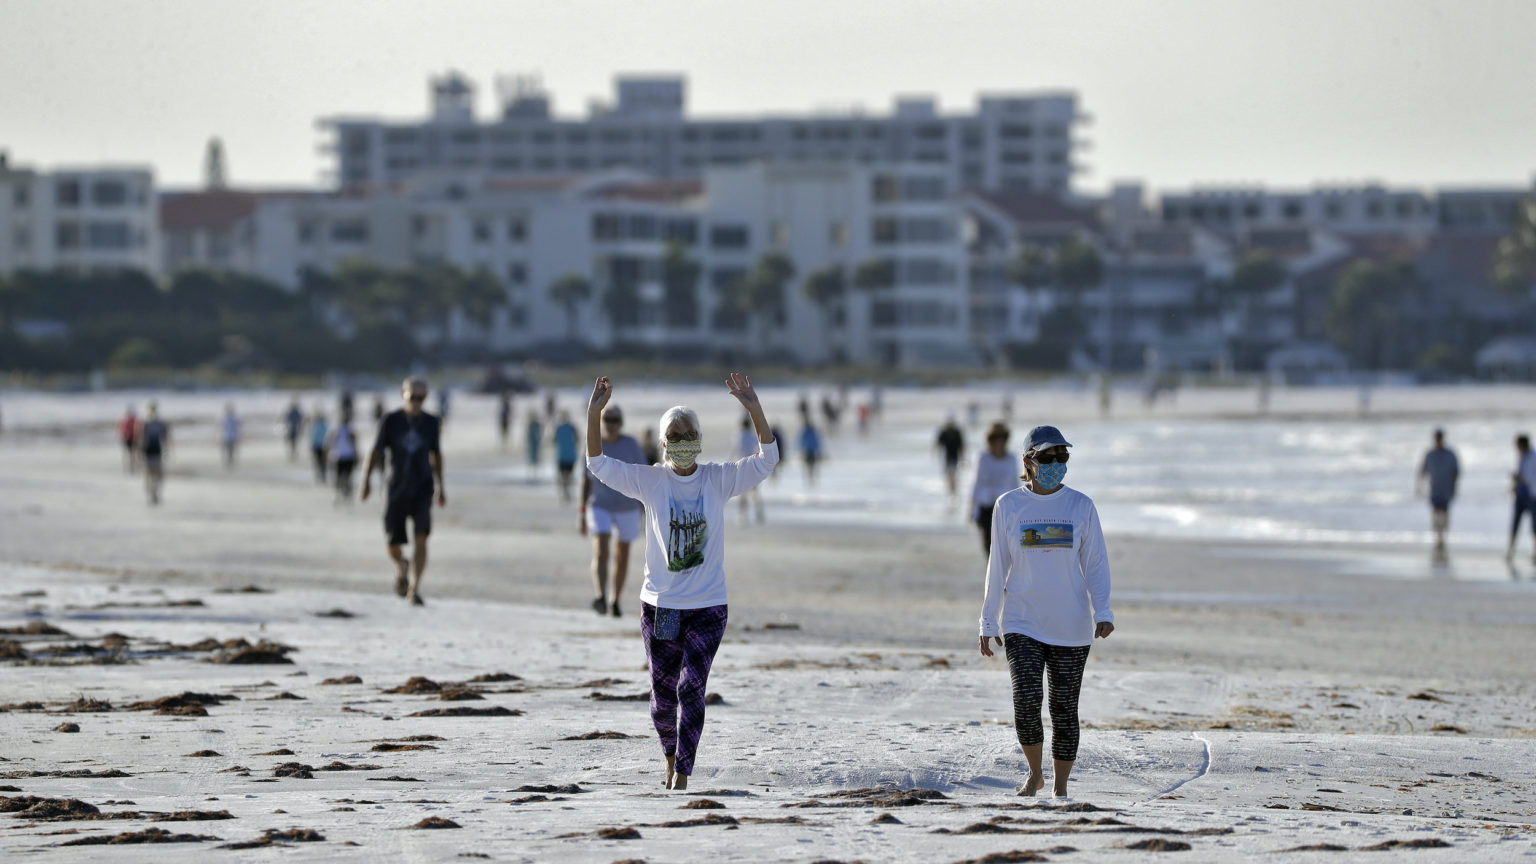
[977,425,1114,798]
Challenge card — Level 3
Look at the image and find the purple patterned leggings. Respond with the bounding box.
[641,602,728,776]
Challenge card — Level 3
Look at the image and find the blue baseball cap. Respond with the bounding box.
[1022,425,1072,453]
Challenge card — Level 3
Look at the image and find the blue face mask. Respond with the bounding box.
[1034,462,1068,490]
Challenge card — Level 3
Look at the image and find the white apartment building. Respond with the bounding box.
[0,153,159,277]
[208,162,971,366]
[322,73,1081,197]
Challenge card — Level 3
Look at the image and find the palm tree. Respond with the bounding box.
[852,257,896,293]
[738,251,796,357]
[1053,238,1106,367]
[1007,245,1053,292]
[661,239,702,329]
[801,265,846,363]
[1493,196,1536,296]
[1224,250,1288,364]
[547,273,592,343]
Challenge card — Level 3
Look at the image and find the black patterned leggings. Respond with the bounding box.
[1004,633,1091,762]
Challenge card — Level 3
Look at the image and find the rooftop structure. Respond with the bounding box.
[321,74,1083,197]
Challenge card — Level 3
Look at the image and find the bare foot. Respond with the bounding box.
[393,562,409,597]
[407,581,425,607]
[1053,783,1070,798]
[670,772,688,791]
[1016,773,1044,797]
[664,755,675,789]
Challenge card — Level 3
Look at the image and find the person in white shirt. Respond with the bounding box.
[970,422,1019,555]
[977,425,1114,799]
[585,372,778,790]
[1509,434,1536,563]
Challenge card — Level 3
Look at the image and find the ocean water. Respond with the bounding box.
[5,382,1534,557]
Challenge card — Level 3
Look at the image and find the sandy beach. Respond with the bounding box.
[2,384,1535,861]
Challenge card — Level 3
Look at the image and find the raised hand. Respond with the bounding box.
[726,372,759,410]
[588,377,613,415]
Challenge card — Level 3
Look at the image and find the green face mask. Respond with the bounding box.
[665,438,702,469]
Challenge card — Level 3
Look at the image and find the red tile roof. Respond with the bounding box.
[159,189,309,231]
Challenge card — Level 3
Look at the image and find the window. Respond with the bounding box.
[770,221,788,247]
[872,175,900,203]
[298,221,318,244]
[56,222,81,249]
[915,123,947,141]
[452,130,479,145]
[601,129,632,144]
[473,220,491,243]
[1395,199,1413,218]
[1000,124,1033,139]
[509,305,528,327]
[1243,203,1261,219]
[873,217,899,245]
[56,179,81,207]
[13,185,29,207]
[13,227,31,250]
[830,220,849,246]
[1282,202,1302,221]
[1325,201,1342,219]
[663,219,697,245]
[412,216,429,239]
[627,214,657,241]
[899,258,957,285]
[903,218,952,242]
[902,176,946,201]
[331,220,369,243]
[593,213,622,241]
[507,261,527,285]
[1366,201,1383,219]
[709,224,749,249]
[565,129,588,144]
[1002,150,1033,165]
[507,219,527,241]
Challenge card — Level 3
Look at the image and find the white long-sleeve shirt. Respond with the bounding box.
[971,451,1020,518]
[978,484,1113,646]
[587,440,779,609]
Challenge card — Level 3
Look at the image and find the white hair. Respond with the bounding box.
[658,406,700,444]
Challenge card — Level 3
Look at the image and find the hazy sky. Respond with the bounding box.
[3,0,1533,192]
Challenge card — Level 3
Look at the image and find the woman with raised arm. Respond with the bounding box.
[585,372,779,790]
[978,425,1114,800]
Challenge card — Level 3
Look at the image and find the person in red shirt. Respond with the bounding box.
[117,406,139,473]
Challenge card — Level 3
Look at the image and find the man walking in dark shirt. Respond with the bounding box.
[1417,428,1459,552]
[361,377,445,606]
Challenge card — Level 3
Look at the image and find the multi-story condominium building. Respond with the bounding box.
[190,161,969,366]
[322,73,1081,197]
[0,153,159,277]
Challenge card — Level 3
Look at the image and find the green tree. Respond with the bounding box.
[599,257,643,345]
[801,265,847,362]
[852,257,896,292]
[1325,259,1426,370]
[1007,245,1053,291]
[738,251,796,356]
[547,273,593,342]
[661,239,702,328]
[1054,238,1105,295]
[1493,196,1536,296]
[108,336,168,370]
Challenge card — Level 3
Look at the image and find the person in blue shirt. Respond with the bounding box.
[553,411,580,505]
[309,408,330,484]
[799,422,823,487]
[1417,428,1459,551]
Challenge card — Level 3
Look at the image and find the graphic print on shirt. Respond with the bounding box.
[1019,521,1073,550]
[666,490,708,572]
